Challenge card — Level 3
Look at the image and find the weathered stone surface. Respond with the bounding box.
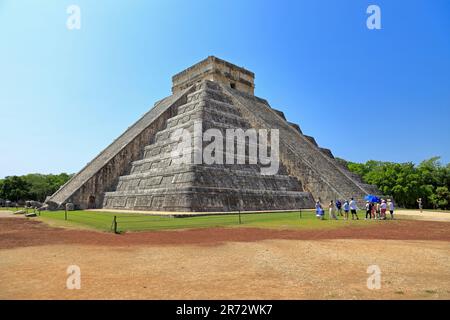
[304,135,318,147]
[172,56,255,95]
[46,86,195,209]
[103,80,315,211]
[319,148,334,159]
[288,122,303,134]
[47,56,380,211]
[38,204,49,211]
[26,200,43,208]
[272,109,286,120]
[25,212,37,217]
[224,85,379,205]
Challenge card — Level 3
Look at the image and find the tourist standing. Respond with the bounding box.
[375,201,381,219]
[329,201,337,220]
[336,200,343,217]
[371,202,376,219]
[417,198,423,213]
[387,199,395,220]
[349,198,359,220]
[380,200,387,220]
[315,201,324,220]
[365,201,372,220]
[343,200,350,220]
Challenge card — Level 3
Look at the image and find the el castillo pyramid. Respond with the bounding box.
[47,56,379,212]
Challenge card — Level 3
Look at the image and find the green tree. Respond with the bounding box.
[429,186,449,209]
[345,157,449,209]
[0,173,72,203]
[0,176,31,202]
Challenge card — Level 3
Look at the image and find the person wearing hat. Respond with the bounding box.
[380,199,387,220]
[387,199,395,219]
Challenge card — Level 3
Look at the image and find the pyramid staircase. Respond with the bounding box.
[224,85,379,205]
[102,81,315,211]
[47,56,381,211]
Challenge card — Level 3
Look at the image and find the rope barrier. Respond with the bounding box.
[39,209,313,233]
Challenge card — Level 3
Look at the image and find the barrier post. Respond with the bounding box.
[299,209,302,219]
[238,209,242,225]
[113,216,118,234]
[65,207,67,221]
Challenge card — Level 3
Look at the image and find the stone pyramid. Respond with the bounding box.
[47,56,379,212]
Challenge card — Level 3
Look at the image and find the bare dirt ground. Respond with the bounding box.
[0,216,449,300]
[395,209,450,222]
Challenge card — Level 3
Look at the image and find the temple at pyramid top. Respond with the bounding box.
[172,56,255,95]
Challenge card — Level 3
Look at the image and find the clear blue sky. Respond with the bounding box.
[1,0,449,178]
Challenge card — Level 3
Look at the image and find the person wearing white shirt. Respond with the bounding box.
[328,200,338,220]
[365,201,372,220]
[380,200,387,220]
[349,198,359,220]
[417,198,423,213]
[387,199,395,220]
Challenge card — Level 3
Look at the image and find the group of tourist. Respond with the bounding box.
[315,198,395,221]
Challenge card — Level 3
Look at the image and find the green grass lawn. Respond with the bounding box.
[35,209,377,233]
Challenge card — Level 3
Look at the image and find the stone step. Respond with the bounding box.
[143,124,277,159]
[154,118,252,143]
[167,102,244,129]
[137,139,279,174]
[46,87,193,208]
[319,148,334,159]
[131,147,278,175]
[123,162,293,185]
[177,99,239,118]
[186,87,232,104]
[194,79,222,91]
[115,174,302,194]
[288,122,303,134]
[226,87,378,202]
[106,187,308,198]
[103,187,314,212]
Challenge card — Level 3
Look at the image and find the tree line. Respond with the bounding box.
[341,157,450,209]
[0,173,72,203]
[1,157,449,209]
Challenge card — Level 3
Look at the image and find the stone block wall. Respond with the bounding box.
[223,85,379,206]
[172,56,255,95]
[103,80,315,211]
[47,87,194,209]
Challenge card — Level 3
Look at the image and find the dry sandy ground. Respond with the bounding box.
[395,209,450,222]
[0,240,449,300]
[0,213,449,300]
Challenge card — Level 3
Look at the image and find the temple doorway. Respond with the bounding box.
[88,195,96,209]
